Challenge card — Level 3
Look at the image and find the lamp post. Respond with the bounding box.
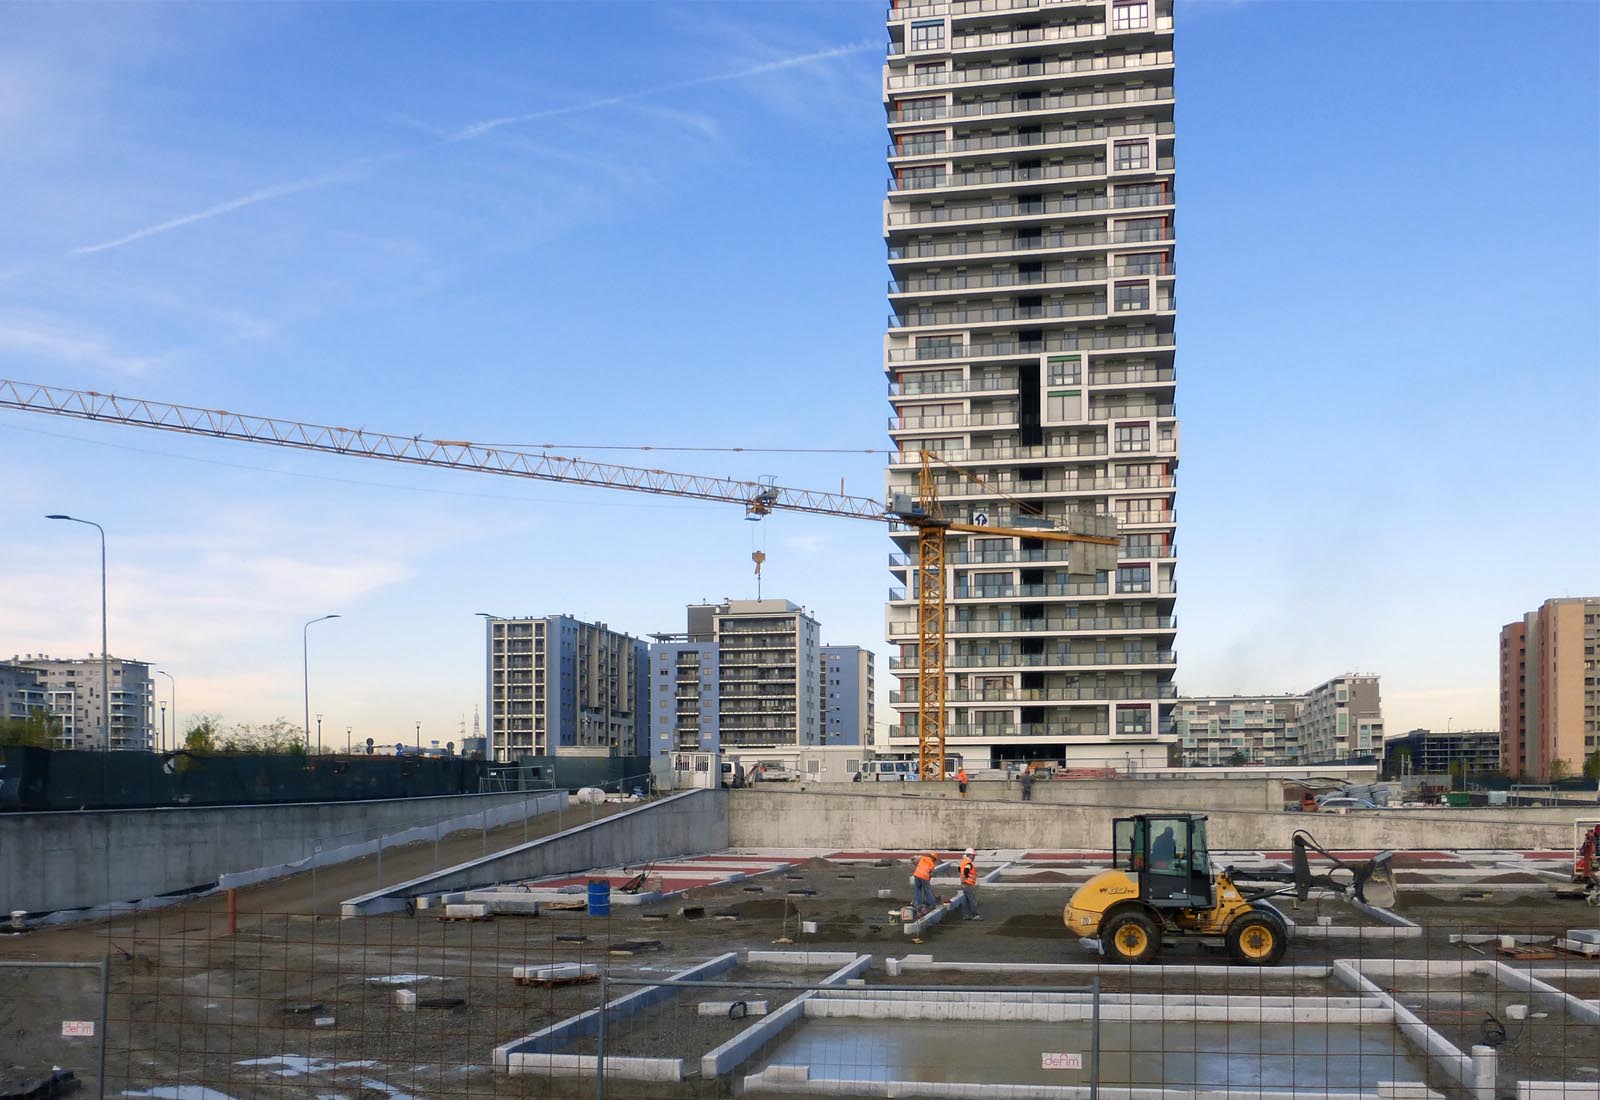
[158,670,176,752]
[316,713,323,755]
[46,515,109,753]
[302,614,340,755]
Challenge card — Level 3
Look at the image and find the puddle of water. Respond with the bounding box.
[123,1089,237,1100]
[357,1078,418,1100]
[234,1056,377,1078]
[365,974,441,985]
[757,1019,1427,1089]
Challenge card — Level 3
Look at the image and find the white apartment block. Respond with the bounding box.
[7,654,154,751]
[1298,674,1384,764]
[883,0,1178,768]
[1175,695,1304,767]
[698,600,822,748]
[482,615,649,763]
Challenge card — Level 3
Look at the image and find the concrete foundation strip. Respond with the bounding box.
[803,996,1392,1025]
[737,1070,1389,1100]
[505,1052,684,1082]
[888,956,1334,978]
[1489,960,1600,1025]
[1333,959,1481,1090]
[699,953,872,1078]
[493,950,738,1071]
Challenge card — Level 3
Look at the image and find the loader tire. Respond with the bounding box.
[1227,911,1287,966]
[1102,910,1162,964]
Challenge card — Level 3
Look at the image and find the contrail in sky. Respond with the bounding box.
[67,40,876,259]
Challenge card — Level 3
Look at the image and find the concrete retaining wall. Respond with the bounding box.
[342,788,728,915]
[0,789,559,914]
[843,776,1288,812]
[728,789,1598,851]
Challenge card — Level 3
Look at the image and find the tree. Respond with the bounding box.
[183,715,222,754]
[1227,749,1249,767]
[0,707,62,748]
[1582,752,1600,783]
[222,718,306,755]
[1550,758,1572,782]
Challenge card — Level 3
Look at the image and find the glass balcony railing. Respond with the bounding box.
[887,226,1175,258]
[888,615,1177,636]
[886,50,1174,91]
[889,85,1174,125]
[888,374,1022,395]
[888,542,1174,567]
[890,410,1020,431]
[890,299,1108,328]
[886,329,1175,362]
[888,120,1172,159]
[889,0,1105,24]
[891,160,1106,192]
[889,440,1110,463]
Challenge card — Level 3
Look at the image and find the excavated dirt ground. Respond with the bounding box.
[3,845,1597,1100]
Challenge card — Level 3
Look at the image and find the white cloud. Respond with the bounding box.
[0,311,165,376]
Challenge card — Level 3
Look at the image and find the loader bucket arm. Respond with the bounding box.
[1291,831,1399,908]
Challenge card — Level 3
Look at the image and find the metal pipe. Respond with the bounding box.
[595,970,608,1100]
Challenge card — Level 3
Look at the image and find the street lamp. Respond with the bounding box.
[302,614,341,755]
[158,670,176,752]
[46,515,109,753]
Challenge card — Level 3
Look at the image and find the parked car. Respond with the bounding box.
[1317,796,1385,813]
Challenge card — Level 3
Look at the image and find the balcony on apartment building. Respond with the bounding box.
[889,372,1022,396]
[889,260,1172,296]
[888,85,1175,126]
[888,0,1106,24]
[888,439,1110,464]
[887,541,1174,570]
[889,578,1177,601]
[888,471,1174,497]
[885,49,1176,93]
[887,225,1175,259]
[887,120,1172,161]
[889,297,1119,328]
[889,678,1178,698]
[889,614,1176,637]
[886,328,1175,362]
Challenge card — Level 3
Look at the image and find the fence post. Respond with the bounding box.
[1089,975,1100,1100]
[595,970,608,1100]
[97,956,109,1100]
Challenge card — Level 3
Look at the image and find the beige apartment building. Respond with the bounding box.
[882,0,1178,768]
[1500,597,1600,780]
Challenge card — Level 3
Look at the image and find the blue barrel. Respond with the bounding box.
[586,880,611,917]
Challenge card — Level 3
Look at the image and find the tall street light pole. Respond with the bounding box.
[46,515,109,753]
[303,614,340,755]
[158,669,176,752]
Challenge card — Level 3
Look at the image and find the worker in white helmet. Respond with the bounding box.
[958,847,981,920]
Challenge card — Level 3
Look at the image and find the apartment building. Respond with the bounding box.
[821,645,877,747]
[1383,728,1501,779]
[1500,597,1600,780]
[1298,674,1384,764]
[482,615,649,763]
[882,0,1179,768]
[7,654,153,750]
[1174,695,1303,767]
[0,663,48,722]
[648,600,822,755]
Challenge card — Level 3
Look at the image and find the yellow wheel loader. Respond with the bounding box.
[1064,814,1398,966]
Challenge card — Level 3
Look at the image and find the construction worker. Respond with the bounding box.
[956,766,969,798]
[958,847,981,920]
[1019,763,1035,802]
[910,850,938,914]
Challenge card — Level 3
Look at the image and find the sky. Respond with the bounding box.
[0,1,1595,747]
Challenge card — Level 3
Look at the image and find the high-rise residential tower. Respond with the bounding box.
[883,0,1178,767]
[1500,597,1600,780]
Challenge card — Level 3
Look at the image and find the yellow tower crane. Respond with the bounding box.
[0,378,1118,779]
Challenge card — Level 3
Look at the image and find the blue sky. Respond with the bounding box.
[1,1,1595,746]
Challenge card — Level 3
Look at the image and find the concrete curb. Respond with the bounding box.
[700,953,871,1078]
[506,1053,683,1081]
[491,950,738,1070]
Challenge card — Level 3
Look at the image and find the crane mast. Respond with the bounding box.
[1,377,1117,780]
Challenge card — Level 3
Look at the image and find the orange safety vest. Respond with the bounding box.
[913,854,937,881]
[956,770,968,784]
[959,857,977,887]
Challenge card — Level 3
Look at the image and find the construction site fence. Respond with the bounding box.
[5,899,1599,1100]
[0,745,489,811]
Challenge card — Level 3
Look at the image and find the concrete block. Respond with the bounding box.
[1505,1003,1529,1021]
[762,1064,810,1083]
[698,1000,768,1017]
[877,888,894,898]
[1518,1084,1600,1100]
[801,921,818,934]
[1567,928,1600,945]
[444,903,490,919]
[395,989,416,1011]
[1378,1084,1446,1100]
[884,958,902,976]
[513,963,597,983]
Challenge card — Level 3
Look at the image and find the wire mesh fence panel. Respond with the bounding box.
[4,877,1599,1100]
[0,960,107,1100]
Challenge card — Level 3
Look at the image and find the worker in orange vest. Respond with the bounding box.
[910,850,938,914]
[958,847,981,920]
[956,766,970,798]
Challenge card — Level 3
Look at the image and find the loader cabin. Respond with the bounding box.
[1114,813,1215,909]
